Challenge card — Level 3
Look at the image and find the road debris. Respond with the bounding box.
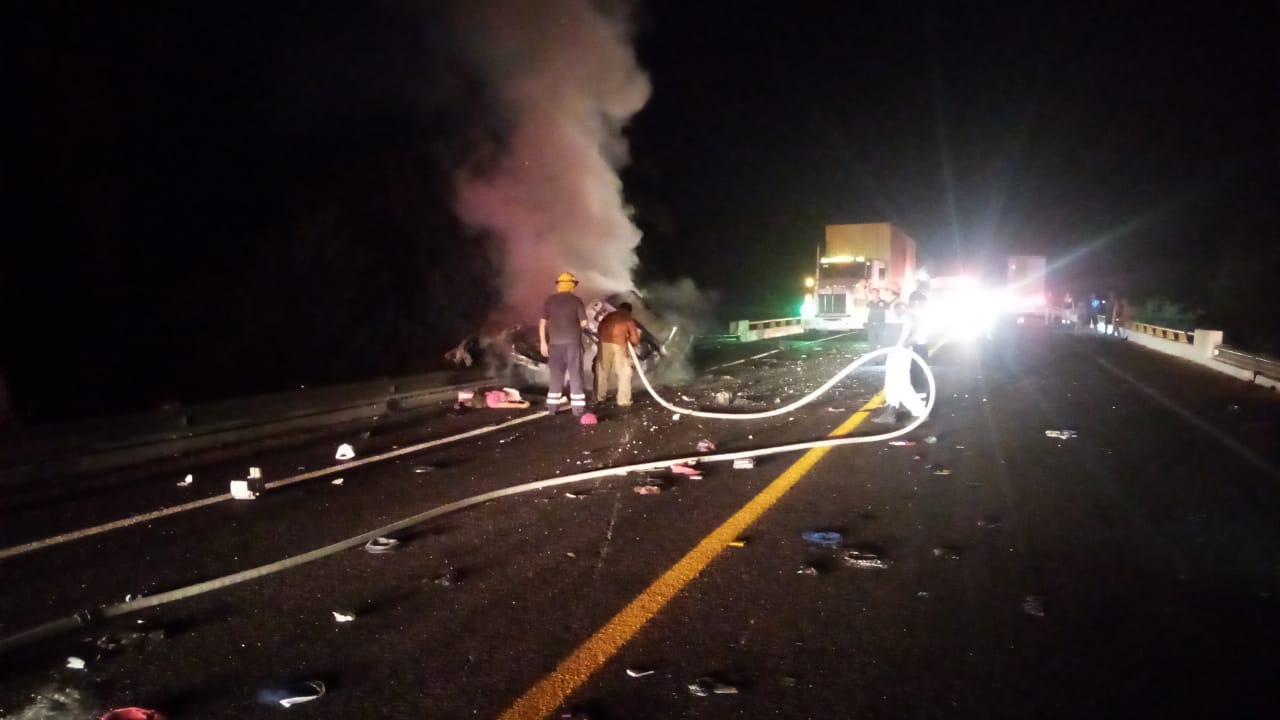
[688,677,739,696]
[412,465,436,473]
[66,656,86,670]
[840,550,893,569]
[888,440,916,447]
[626,668,655,678]
[669,463,702,476]
[258,680,326,708]
[579,412,598,425]
[1044,430,1078,439]
[977,519,1003,529]
[633,484,663,495]
[248,466,263,479]
[432,569,461,587]
[932,547,961,561]
[330,477,344,486]
[331,611,355,623]
[363,537,399,553]
[713,391,734,406]
[916,591,930,598]
[697,439,717,452]
[923,436,938,444]
[727,539,747,547]
[931,468,953,476]
[796,565,819,576]
[732,458,756,469]
[229,480,258,500]
[1022,595,1046,616]
[564,491,588,499]
[801,531,843,547]
[672,413,682,421]
[335,443,356,460]
[176,474,193,487]
[100,709,166,720]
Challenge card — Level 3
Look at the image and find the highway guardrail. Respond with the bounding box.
[0,368,492,487]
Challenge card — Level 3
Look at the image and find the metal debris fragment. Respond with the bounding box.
[840,551,892,569]
[363,537,399,553]
[1022,595,1046,616]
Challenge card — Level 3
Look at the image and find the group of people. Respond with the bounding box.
[539,271,639,417]
[864,284,931,424]
[1076,292,1132,337]
[540,271,931,425]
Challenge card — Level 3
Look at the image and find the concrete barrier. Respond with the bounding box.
[1120,323,1277,389]
[730,317,806,342]
[0,368,492,486]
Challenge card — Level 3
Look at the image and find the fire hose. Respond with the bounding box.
[0,346,934,654]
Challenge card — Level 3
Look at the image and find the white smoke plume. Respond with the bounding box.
[451,0,651,321]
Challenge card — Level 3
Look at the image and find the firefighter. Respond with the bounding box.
[594,301,641,408]
[540,272,589,416]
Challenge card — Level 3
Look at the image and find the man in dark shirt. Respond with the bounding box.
[595,302,641,407]
[540,272,589,416]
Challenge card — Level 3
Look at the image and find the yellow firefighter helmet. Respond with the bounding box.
[556,272,579,290]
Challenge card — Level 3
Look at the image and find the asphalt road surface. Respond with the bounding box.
[2,326,1278,719]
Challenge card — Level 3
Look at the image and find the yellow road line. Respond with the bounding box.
[496,391,886,720]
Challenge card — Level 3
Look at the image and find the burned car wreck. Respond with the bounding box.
[444,291,691,390]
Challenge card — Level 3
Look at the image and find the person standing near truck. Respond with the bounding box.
[866,287,888,349]
[540,272,589,416]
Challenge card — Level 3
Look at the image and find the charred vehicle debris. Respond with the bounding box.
[444,292,694,388]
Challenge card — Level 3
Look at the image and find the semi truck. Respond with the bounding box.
[805,222,917,330]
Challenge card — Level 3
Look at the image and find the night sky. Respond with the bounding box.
[3,1,1278,424]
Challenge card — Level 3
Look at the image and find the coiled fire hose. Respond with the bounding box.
[0,346,934,654]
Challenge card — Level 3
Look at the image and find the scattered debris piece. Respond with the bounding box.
[932,547,961,561]
[977,519,1003,529]
[801,531,843,546]
[432,569,461,587]
[176,474,193,487]
[331,611,355,623]
[66,656,86,670]
[781,676,798,687]
[931,468,952,476]
[331,478,344,486]
[335,443,356,460]
[1044,430,1078,439]
[229,480,258,500]
[258,680,326,708]
[688,677,739,696]
[670,463,701,476]
[727,539,747,547]
[99,709,166,720]
[796,565,819,576]
[916,591,930,598]
[840,550,893,569]
[626,668,655,678]
[412,465,436,473]
[713,391,733,406]
[633,484,663,495]
[826,406,846,412]
[1022,595,1046,617]
[696,439,717,452]
[248,466,263,479]
[732,458,756,469]
[888,440,916,447]
[564,491,587,499]
[579,412,598,425]
[363,537,399,553]
[923,436,938,444]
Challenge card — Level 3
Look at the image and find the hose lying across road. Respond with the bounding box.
[0,345,934,655]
